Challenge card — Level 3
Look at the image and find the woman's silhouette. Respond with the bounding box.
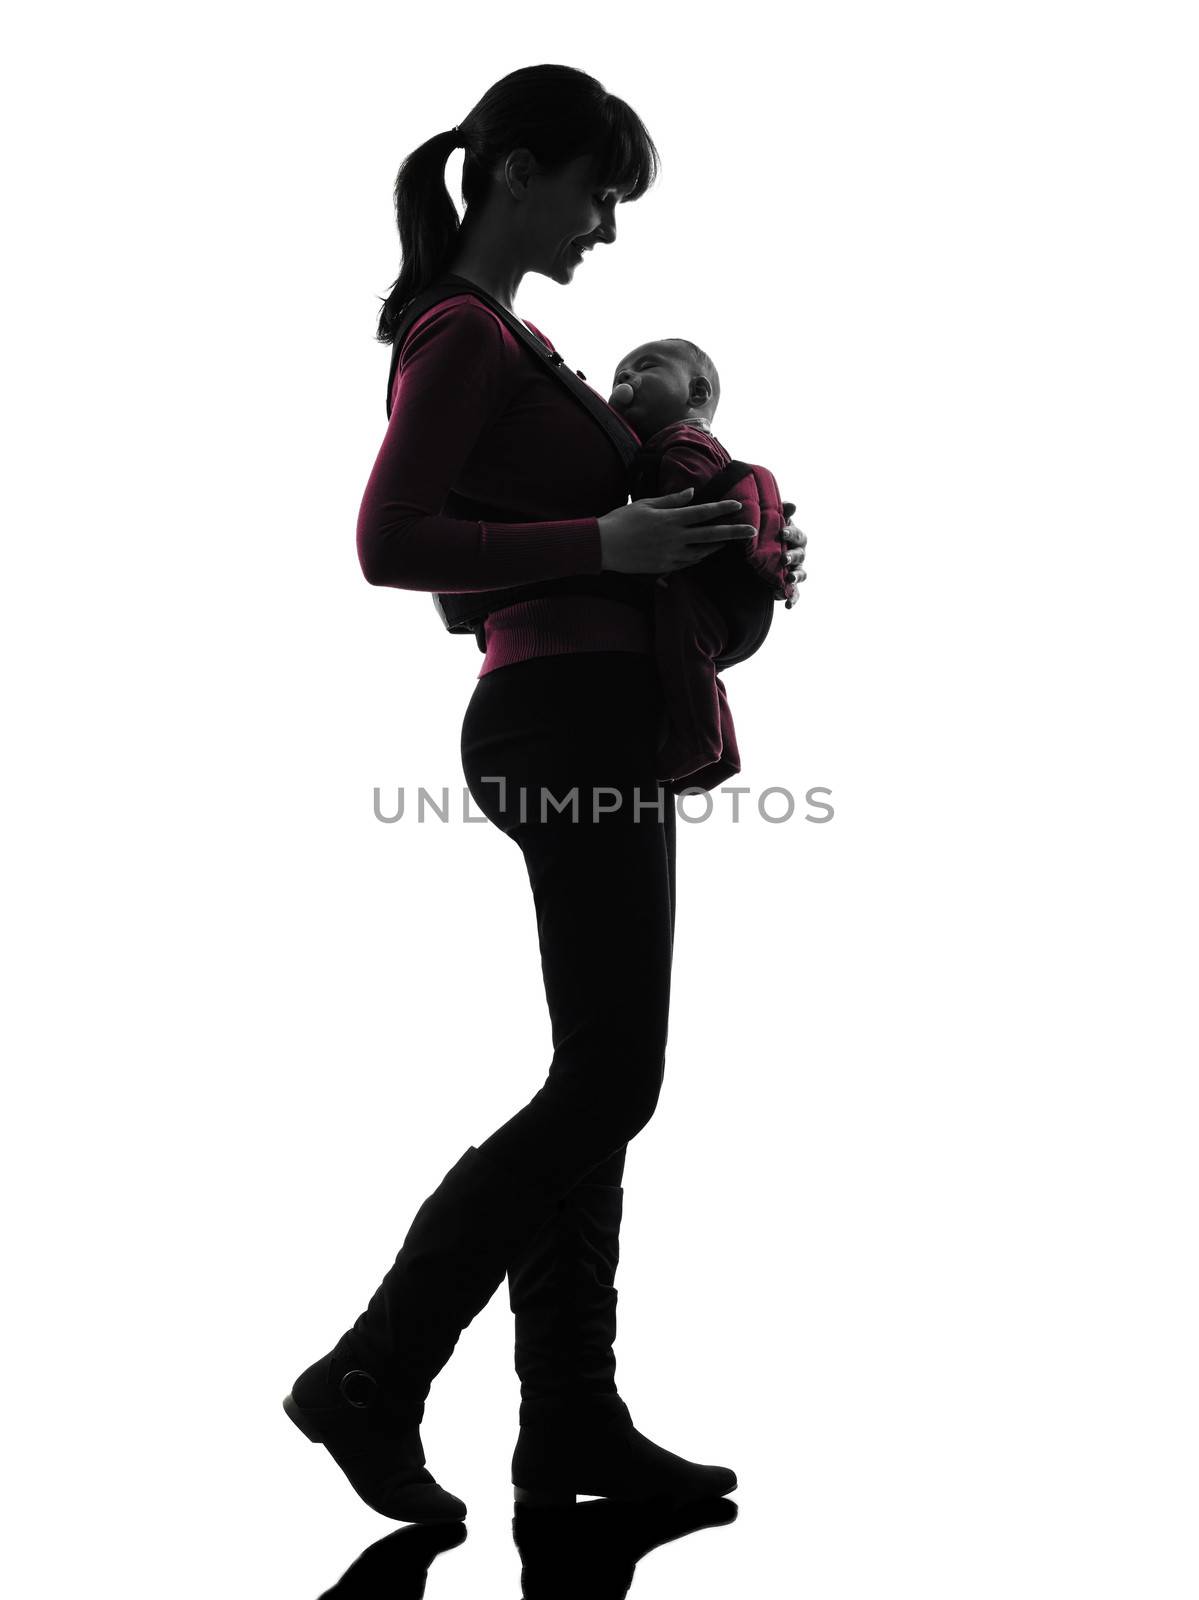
[283,63,804,1524]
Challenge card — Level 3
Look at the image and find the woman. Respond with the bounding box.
[283,64,807,1524]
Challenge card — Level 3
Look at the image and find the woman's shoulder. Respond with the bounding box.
[519,317,555,352]
[401,291,542,360]
[389,296,528,415]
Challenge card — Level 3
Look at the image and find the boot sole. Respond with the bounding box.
[514,1484,578,1508]
[513,1477,738,1509]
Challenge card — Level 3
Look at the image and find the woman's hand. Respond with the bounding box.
[598,488,756,577]
[780,500,807,605]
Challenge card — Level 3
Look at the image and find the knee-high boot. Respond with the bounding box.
[507,1180,738,1507]
[284,1143,561,1523]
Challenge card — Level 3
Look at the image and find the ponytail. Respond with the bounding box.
[375,128,464,345]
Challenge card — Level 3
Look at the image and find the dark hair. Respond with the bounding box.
[664,338,722,416]
[374,64,661,345]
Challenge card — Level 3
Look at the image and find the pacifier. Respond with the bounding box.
[609,382,635,408]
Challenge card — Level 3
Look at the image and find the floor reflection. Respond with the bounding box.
[313,1495,738,1597]
[316,1521,466,1598]
[513,1496,738,1597]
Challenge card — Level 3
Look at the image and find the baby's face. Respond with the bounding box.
[608,341,698,438]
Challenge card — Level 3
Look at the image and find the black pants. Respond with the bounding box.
[460,652,677,1196]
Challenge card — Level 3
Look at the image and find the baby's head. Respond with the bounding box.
[608,338,721,439]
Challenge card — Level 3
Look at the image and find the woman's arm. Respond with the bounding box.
[356,299,605,592]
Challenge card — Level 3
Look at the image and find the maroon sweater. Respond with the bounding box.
[356,292,743,787]
[356,291,651,664]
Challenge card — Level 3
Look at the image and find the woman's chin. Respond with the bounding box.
[546,249,580,282]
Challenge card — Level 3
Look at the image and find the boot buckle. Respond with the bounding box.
[339,1368,380,1409]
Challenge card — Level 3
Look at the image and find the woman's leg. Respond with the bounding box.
[283,654,712,1520]
[289,659,670,1372]
[470,679,729,1502]
[490,744,673,1411]
[462,652,676,1191]
[568,790,677,1193]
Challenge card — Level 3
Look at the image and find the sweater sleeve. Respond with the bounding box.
[356,299,605,592]
[653,437,730,497]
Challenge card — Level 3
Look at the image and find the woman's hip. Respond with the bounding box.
[461,652,667,833]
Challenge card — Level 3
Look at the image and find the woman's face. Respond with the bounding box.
[522,153,633,284]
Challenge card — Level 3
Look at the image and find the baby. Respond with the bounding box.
[608,336,723,453]
[607,338,794,791]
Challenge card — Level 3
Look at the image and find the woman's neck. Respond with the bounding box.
[442,263,518,312]
[444,218,526,312]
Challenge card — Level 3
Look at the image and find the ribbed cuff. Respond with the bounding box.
[477,515,603,582]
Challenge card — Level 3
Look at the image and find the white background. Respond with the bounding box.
[4,3,1196,1596]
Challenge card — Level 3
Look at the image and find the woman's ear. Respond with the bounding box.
[503,147,538,199]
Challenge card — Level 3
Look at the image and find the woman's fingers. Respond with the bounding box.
[781,515,807,590]
[683,522,758,545]
[659,498,808,578]
[674,497,746,524]
[783,517,807,579]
